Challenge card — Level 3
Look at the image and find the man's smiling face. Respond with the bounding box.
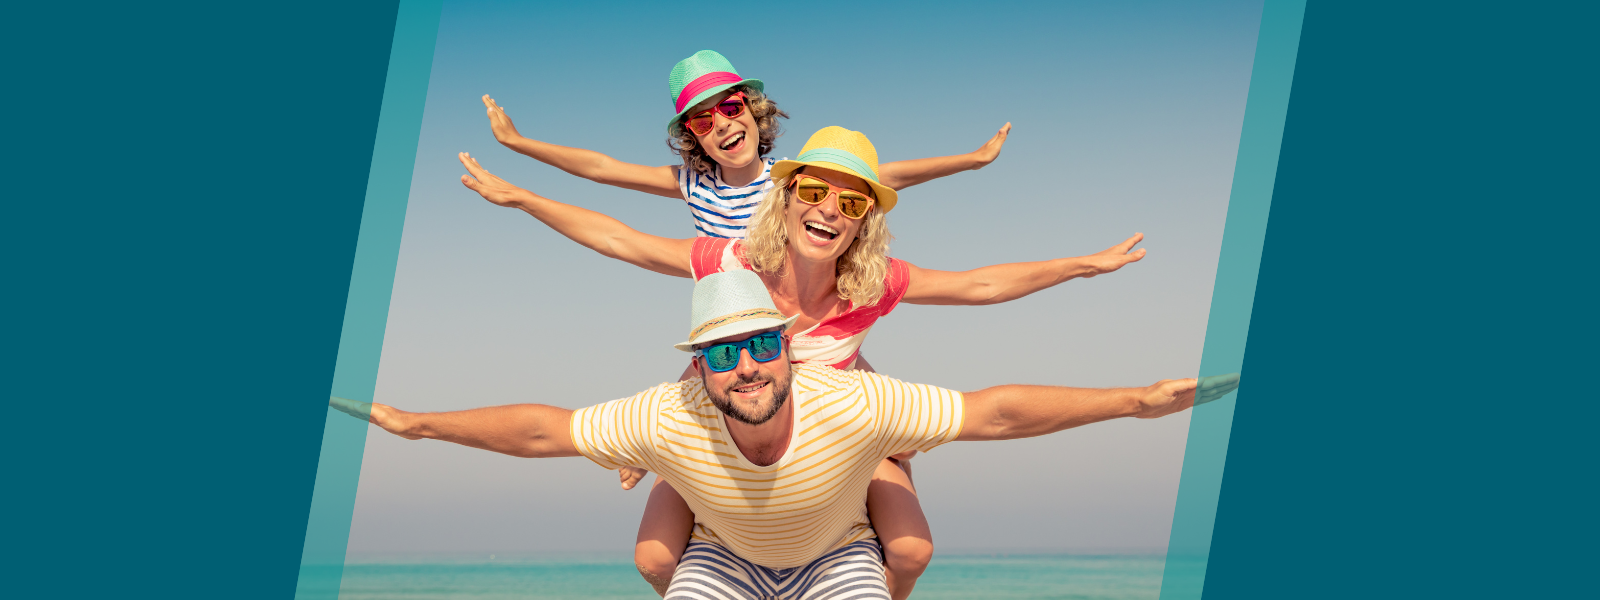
[695,327,793,426]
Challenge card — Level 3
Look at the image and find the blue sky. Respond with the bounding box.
[348,0,1264,555]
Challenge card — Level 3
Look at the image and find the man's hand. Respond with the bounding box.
[971,122,1012,169]
[483,95,523,146]
[459,152,529,208]
[329,396,420,439]
[1078,233,1148,278]
[1195,373,1242,406]
[1136,379,1198,419]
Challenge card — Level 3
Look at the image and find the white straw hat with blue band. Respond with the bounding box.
[675,271,799,352]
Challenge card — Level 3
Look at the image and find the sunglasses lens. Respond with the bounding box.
[796,180,830,204]
[705,345,741,372]
[716,98,745,119]
[686,115,714,136]
[838,193,872,219]
[749,332,783,362]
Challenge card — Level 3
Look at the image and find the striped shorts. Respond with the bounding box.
[664,540,890,600]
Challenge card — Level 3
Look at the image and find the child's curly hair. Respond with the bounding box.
[668,86,788,177]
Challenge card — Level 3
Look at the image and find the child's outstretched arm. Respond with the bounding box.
[878,123,1012,190]
[483,95,681,199]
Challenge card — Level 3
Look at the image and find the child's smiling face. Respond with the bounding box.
[686,91,761,170]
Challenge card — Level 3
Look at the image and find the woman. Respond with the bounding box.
[458,127,1147,599]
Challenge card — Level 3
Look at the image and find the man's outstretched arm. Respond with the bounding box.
[330,397,581,458]
[956,377,1220,442]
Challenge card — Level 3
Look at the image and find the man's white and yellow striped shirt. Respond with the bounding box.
[569,364,964,569]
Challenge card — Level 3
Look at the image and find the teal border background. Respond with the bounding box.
[1160,1,1306,598]
[294,1,443,599]
[1197,1,1593,598]
[6,1,404,599]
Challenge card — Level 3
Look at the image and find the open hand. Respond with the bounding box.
[620,466,649,490]
[1080,233,1148,278]
[1195,373,1241,406]
[1136,378,1198,419]
[972,122,1012,169]
[329,396,420,439]
[459,152,528,208]
[483,95,523,145]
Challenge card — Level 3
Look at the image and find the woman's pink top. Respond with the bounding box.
[690,237,911,369]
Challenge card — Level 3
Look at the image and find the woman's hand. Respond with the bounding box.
[459,152,529,208]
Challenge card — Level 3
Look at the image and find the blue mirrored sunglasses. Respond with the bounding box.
[693,330,786,373]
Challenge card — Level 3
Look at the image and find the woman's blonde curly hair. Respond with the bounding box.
[668,85,788,178]
[742,173,894,307]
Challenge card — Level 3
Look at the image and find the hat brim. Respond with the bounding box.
[673,313,798,353]
[769,160,898,213]
[667,79,764,135]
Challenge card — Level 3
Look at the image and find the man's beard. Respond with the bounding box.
[707,366,793,426]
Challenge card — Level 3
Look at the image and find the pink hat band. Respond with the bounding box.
[674,71,745,113]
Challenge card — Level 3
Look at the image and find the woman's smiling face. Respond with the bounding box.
[785,166,873,265]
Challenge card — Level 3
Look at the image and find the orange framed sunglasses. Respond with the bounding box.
[683,92,747,136]
[789,174,876,219]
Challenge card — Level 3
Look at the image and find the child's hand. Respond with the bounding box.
[972,122,1012,169]
[483,95,523,145]
[620,466,649,490]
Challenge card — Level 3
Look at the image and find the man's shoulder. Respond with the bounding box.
[581,379,703,413]
[793,363,866,392]
[653,377,720,418]
[795,365,941,398]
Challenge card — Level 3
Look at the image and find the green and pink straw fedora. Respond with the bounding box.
[667,50,763,134]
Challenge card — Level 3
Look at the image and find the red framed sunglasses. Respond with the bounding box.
[683,92,747,136]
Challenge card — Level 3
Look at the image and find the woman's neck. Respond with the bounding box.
[766,247,843,314]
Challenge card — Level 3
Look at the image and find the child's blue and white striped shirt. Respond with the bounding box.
[675,158,775,239]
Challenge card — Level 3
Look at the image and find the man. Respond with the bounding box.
[333,270,1235,600]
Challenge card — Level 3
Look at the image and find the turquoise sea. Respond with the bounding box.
[339,552,1165,599]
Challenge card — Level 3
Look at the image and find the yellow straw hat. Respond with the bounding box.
[770,127,898,213]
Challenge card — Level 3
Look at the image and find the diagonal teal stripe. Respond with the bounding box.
[1160,1,1307,599]
[292,1,443,599]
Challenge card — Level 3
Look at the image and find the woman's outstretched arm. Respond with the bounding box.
[459,152,695,278]
[483,95,681,198]
[901,233,1147,305]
